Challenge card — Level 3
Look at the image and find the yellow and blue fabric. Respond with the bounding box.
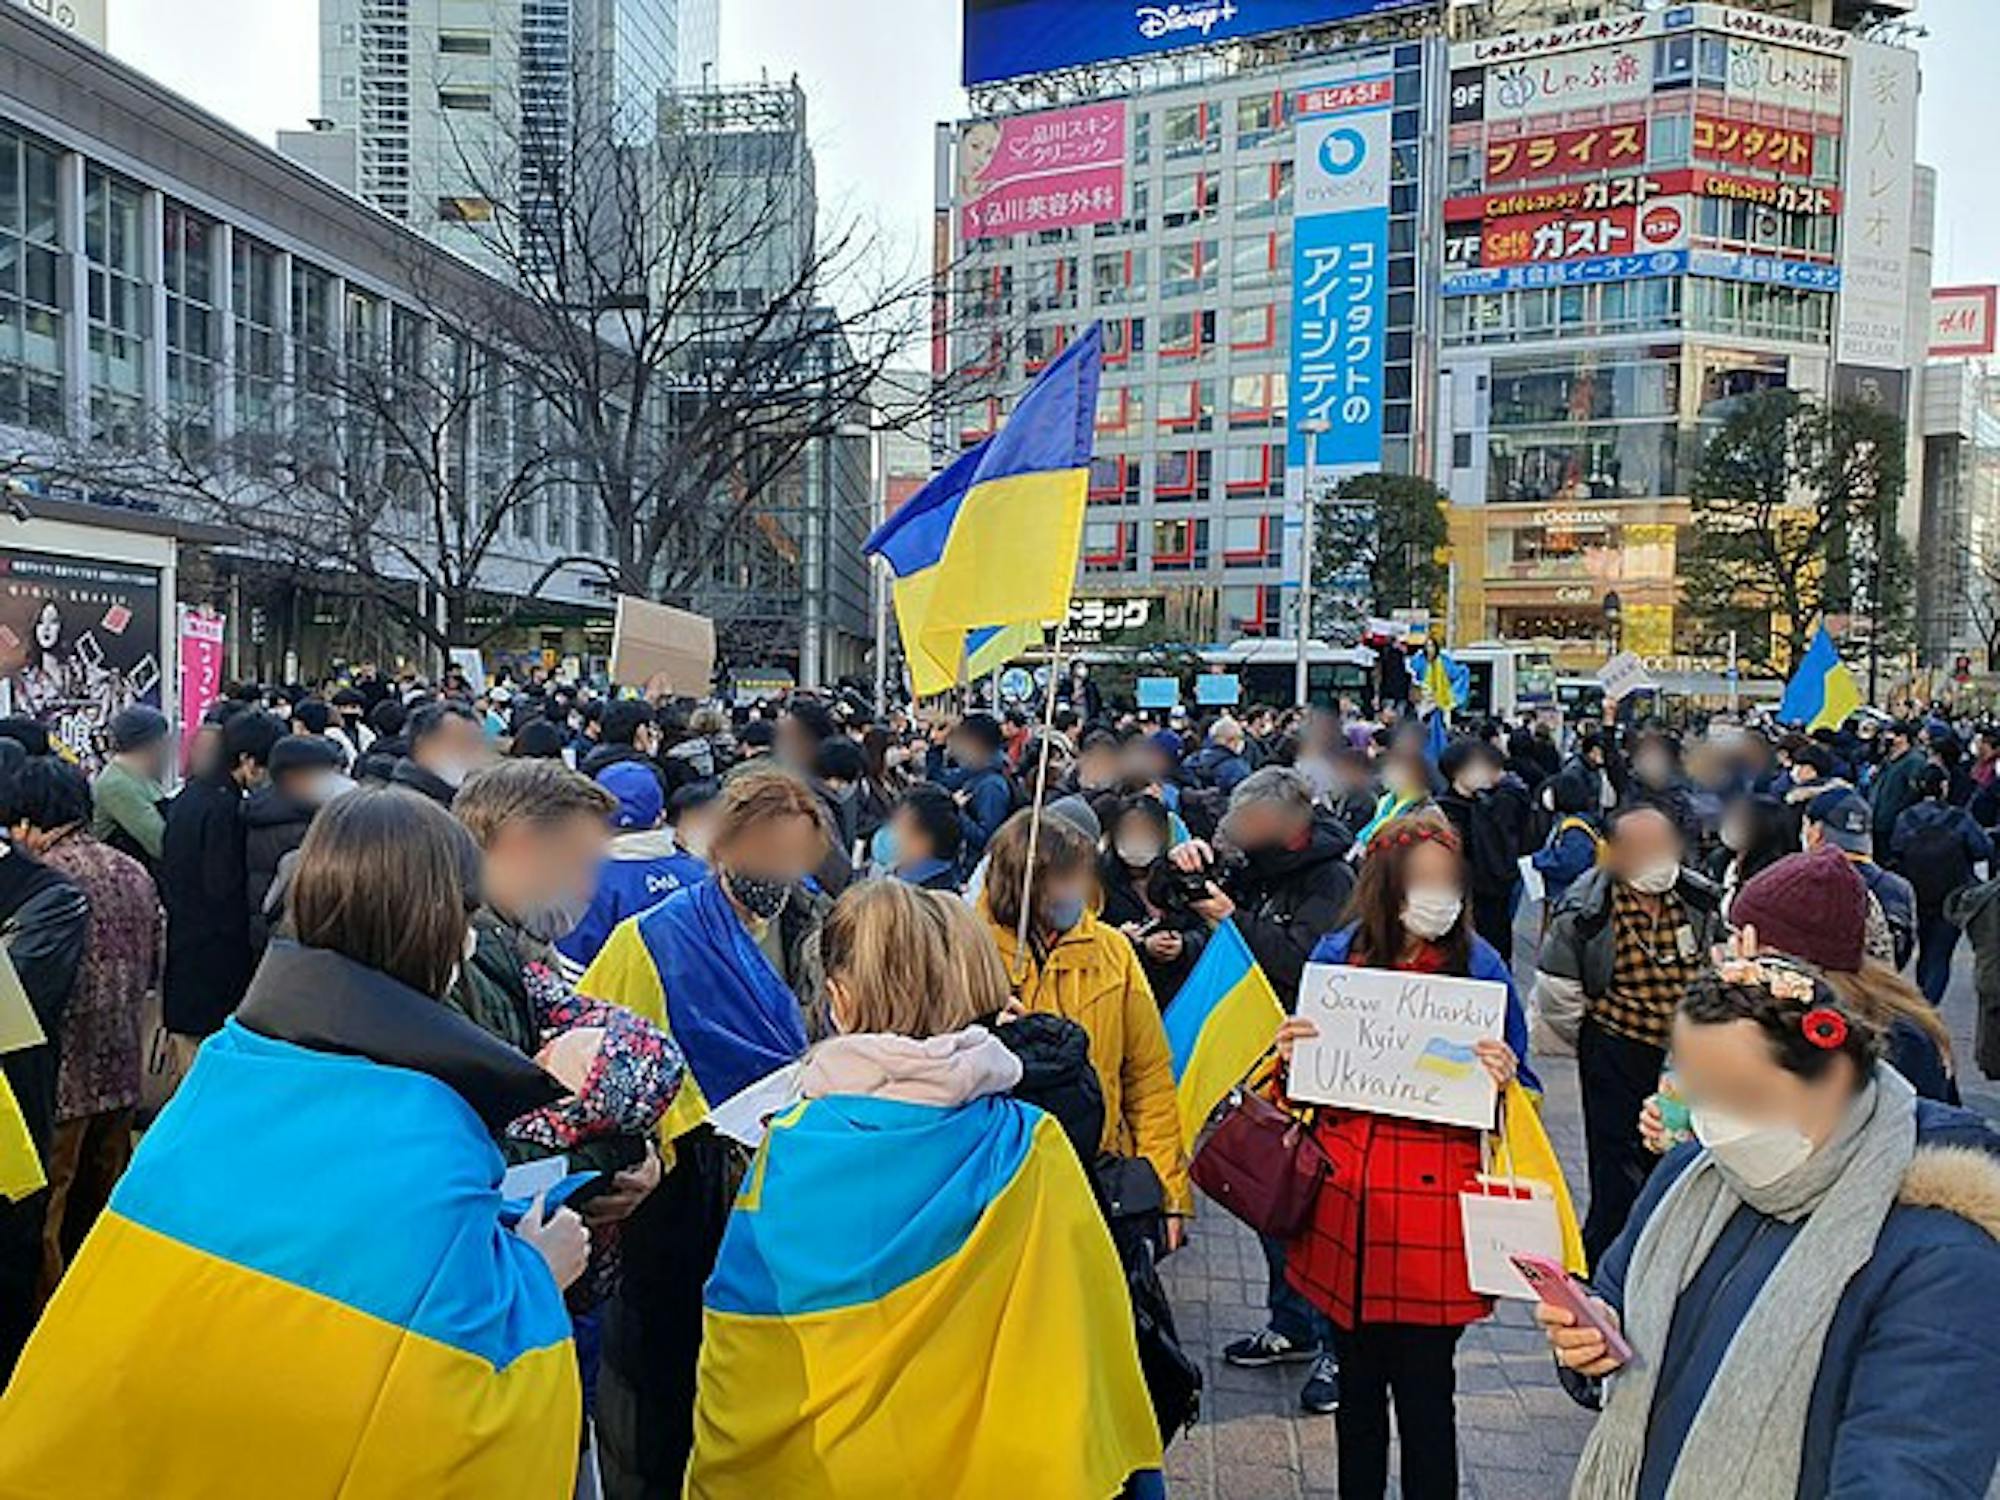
[577,877,806,1142]
[865,324,1101,696]
[0,1020,579,1498]
[686,1091,1163,1498]
[0,1066,41,1200]
[1162,918,1285,1150]
[962,620,1044,685]
[1778,623,1864,732]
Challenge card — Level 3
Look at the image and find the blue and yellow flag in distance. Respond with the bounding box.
[0,1022,580,1498]
[1778,623,1864,732]
[688,1091,1163,1498]
[1162,918,1286,1150]
[867,325,1101,696]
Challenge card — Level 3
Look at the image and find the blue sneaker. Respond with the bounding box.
[1300,1352,1340,1414]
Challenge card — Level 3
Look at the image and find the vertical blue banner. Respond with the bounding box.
[1288,74,1395,474]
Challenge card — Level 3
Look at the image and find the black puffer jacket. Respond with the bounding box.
[987,1011,1105,1172]
[241,785,316,954]
[1223,813,1356,1010]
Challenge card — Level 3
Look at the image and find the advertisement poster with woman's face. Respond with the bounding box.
[0,551,163,770]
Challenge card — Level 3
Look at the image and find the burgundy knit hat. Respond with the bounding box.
[1729,847,1869,975]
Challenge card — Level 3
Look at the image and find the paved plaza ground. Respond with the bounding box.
[1162,917,1998,1499]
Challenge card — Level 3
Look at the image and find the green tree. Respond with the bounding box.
[1311,473,1450,637]
[1682,388,1909,677]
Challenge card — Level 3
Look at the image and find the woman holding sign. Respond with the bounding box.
[1273,810,1536,1500]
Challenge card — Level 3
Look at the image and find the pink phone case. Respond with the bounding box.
[1510,1252,1635,1365]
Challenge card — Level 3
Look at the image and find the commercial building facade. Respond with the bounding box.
[0,8,612,682]
[941,0,1929,682]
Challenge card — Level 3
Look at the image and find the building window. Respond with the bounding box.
[83,166,146,448]
[232,237,285,439]
[438,31,493,55]
[0,127,65,435]
[1089,453,1139,506]
[1084,518,1136,573]
[1229,372,1286,430]
[1236,91,1285,150]
[1223,583,1279,638]
[1223,514,1280,567]
[1224,444,1284,498]
[1162,171,1218,228]
[1161,102,1218,160]
[1152,517,1209,572]
[163,202,216,451]
[292,261,337,434]
[1154,449,1212,502]
[438,88,494,112]
[437,196,494,224]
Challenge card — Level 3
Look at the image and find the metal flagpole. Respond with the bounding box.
[1010,620,1066,986]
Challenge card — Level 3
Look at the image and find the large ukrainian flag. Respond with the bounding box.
[0,1021,580,1498]
[687,1091,1163,1499]
[1163,919,1286,1150]
[867,325,1101,696]
[1778,623,1865,731]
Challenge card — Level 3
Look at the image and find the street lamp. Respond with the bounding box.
[1295,418,1332,709]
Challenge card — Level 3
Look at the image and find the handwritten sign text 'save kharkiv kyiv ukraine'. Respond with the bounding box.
[1288,964,1506,1130]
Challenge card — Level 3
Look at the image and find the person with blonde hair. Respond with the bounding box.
[686,879,1163,1498]
[979,809,1189,1237]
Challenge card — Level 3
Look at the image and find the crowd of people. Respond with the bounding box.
[0,659,1995,1496]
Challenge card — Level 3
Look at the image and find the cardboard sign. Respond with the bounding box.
[609,597,715,699]
[1290,963,1505,1129]
[1597,650,1656,704]
[1194,673,1242,707]
[1136,676,1181,710]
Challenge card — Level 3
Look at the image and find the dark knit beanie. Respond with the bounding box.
[1729,847,1869,976]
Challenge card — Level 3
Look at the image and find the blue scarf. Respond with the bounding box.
[635,877,808,1108]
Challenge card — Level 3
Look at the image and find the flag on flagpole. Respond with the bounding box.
[1161,920,1286,1151]
[1777,624,1864,731]
[866,326,1101,696]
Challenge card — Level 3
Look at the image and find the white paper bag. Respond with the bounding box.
[1460,1175,1565,1299]
[1517,854,1545,905]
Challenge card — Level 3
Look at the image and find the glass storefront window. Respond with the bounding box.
[0,126,66,434]
[1487,421,1680,504]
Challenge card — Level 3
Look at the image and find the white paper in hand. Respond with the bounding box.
[1289,962,1505,1130]
[707,1062,804,1148]
[501,1155,568,1204]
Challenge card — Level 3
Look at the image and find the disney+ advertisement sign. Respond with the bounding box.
[964,0,1432,86]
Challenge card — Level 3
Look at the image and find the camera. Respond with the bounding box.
[1144,845,1245,914]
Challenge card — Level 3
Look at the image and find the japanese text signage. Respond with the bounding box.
[958,101,1127,241]
[1692,115,1815,176]
[1484,121,1647,186]
[1288,71,1393,474]
[1722,38,1844,116]
[1481,41,1652,123]
[1836,39,1921,370]
[1481,197,1689,270]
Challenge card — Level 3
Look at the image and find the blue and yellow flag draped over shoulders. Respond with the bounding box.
[687,1092,1163,1499]
[866,324,1102,696]
[578,877,807,1142]
[1163,918,1285,1150]
[0,1021,579,1498]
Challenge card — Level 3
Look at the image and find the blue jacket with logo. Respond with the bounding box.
[556,831,706,972]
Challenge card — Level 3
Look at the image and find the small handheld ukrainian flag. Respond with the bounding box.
[1162,919,1286,1151]
[866,325,1101,696]
[1778,623,1864,732]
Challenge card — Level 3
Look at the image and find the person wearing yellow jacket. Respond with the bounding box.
[980,810,1191,1232]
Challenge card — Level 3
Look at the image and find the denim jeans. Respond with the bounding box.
[1916,912,1961,1006]
[1261,1233,1332,1351]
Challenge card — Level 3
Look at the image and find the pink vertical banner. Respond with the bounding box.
[958,100,1127,241]
[177,606,226,757]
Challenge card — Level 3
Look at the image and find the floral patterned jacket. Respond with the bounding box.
[43,832,161,1121]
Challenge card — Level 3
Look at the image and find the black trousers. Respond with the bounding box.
[596,1130,741,1500]
[1577,1017,1666,1270]
[1330,1323,1463,1500]
[1472,888,1515,971]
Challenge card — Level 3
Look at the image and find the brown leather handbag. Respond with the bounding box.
[1190,1087,1331,1240]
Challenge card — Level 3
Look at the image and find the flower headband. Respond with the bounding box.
[1715,956,1849,1050]
[1366,823,1461,859]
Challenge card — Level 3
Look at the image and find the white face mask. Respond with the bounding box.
[1402,887,1463,941]
[1628,860,1681,896]
[1690,1102,1815,1189]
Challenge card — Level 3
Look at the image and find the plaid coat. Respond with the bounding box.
[1281,927,1534,1331]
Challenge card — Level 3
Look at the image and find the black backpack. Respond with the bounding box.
[1900,817,1974,917]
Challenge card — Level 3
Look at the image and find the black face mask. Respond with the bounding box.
[726,871,792,922]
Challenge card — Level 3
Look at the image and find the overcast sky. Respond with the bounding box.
[105,0,1996,284]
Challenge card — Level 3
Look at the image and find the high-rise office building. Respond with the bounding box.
[304,0,683,264]
[676,0,720,90]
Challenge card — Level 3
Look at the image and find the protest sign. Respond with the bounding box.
[610,596,715,698]
[1289,963,1505,1129]
[1597,650,1656,704]
[1137,676,1181,710]
[1195,673,1242,707]
[447,647,487,694]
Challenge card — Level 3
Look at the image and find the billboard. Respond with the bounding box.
[1479,197,1689,271]
[1479,40,1652,122]
[1931,286,1999,360]
[962,0,1433,87]
[1720,35,1844,115]
[1483,121,1647,186]
[1692,115,1815,177]
[5,0,105,46]
[0,550,163,770]
[1288,72,1394,474]
[1836,39,1920,371]
[957,101,1127,241]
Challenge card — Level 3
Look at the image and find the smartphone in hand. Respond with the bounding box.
[1510,1252,1634,1366]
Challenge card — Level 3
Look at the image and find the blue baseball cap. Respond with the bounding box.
[595,761,664,831]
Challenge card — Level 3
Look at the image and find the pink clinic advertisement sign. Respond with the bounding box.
[177,606,225,756]
[958,101,1127,241]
